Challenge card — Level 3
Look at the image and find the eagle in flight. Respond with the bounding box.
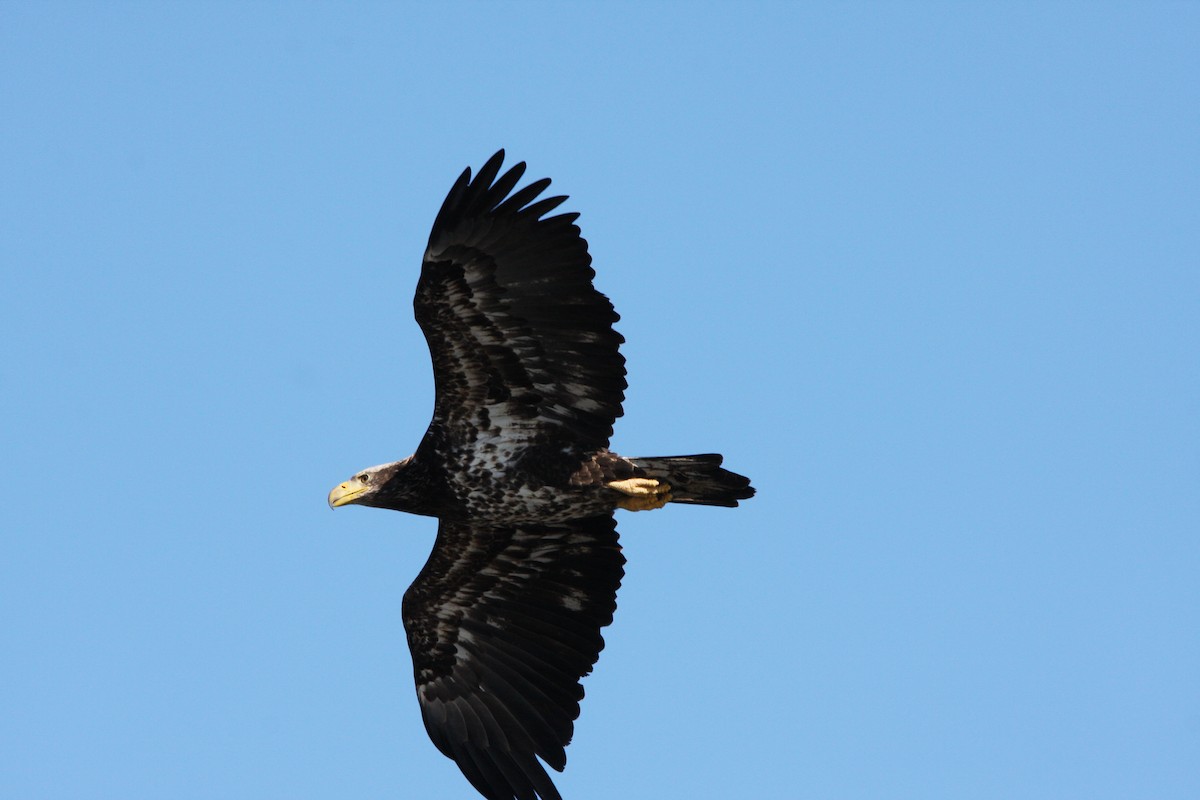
[328,151,754,800]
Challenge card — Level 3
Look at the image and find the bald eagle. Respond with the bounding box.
[328,151,754,800]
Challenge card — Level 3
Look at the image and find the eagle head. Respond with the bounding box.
[327,456,420,511]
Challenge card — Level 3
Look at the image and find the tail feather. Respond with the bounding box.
[630,454,755,508]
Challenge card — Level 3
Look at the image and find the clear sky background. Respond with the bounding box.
[3,3,1197,799]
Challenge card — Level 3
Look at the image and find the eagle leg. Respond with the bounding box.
[607,478,673,512]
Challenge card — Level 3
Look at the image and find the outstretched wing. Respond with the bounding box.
[414,151,626,457]
[402,515,624,800]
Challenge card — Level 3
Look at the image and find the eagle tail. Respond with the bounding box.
[630,454,755,508]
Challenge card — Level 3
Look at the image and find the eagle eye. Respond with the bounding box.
[357,473,369,483]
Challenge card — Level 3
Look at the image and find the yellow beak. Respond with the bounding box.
[328,477,368,508]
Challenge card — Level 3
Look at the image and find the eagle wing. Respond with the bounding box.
[402,515,624,800]
[414,150,626,456]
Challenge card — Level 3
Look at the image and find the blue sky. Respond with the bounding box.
[3,3,1197,798]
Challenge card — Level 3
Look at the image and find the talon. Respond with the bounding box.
[608,478,672,512]
[607,478,661,496]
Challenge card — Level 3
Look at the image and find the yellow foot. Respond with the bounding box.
[607,478,673,512]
